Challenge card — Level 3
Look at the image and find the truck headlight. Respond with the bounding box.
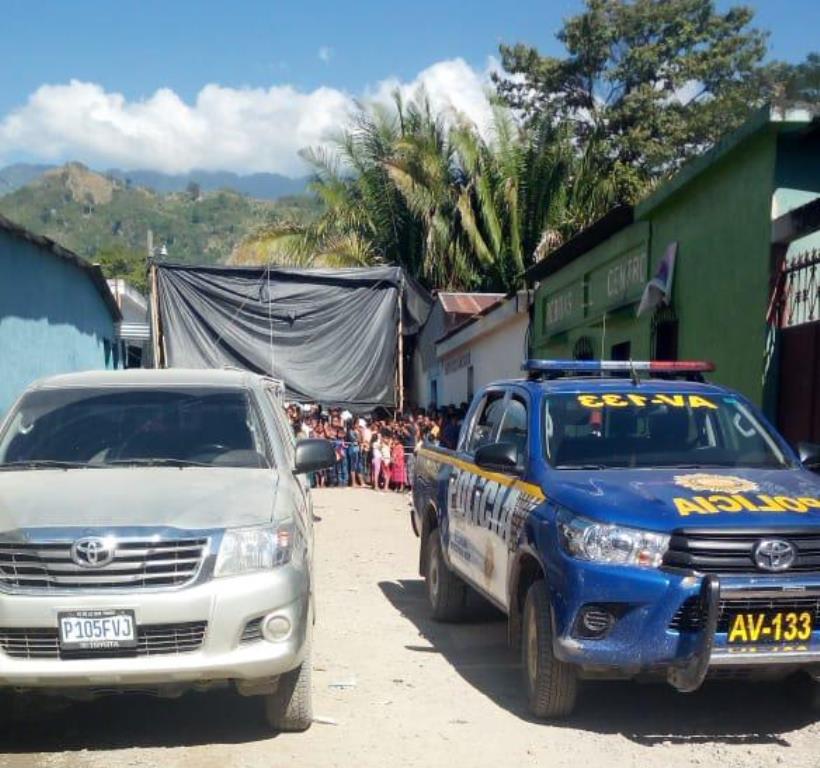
[214,524,293,577]
[557,510,669,568]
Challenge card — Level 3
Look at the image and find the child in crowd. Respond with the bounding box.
[313,420,327,487]
[371,432,383,490]
[346,420,363,488]
[390,435,406,492]
[333,427,348,487]
[380,434,392,490]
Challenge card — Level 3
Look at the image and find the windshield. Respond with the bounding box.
[0,387,270,470]
[544,391,790,470]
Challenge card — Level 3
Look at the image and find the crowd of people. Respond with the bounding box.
[285,403,468,491]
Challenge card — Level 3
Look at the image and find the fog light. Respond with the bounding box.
[572,605,618,639]
[262,614,292,642]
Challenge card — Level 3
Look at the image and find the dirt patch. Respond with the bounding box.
[1,488,817,768]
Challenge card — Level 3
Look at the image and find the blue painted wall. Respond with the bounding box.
[0,229,118,415]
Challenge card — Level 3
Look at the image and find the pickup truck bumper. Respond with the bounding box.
[550,560,820,690]
[0,567,310,694]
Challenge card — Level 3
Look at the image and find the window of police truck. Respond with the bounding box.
[544,391,790,469]
[0,387,271,470]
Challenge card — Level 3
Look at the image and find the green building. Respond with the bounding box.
[525,106,820,442]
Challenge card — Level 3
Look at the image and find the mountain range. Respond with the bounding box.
[0,162,309,200]
[0,163,320,289]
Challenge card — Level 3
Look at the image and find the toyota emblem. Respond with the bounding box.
[753,538,797,572]
[71,537,116,569]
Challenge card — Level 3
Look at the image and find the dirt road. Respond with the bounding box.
[1,488,818,768]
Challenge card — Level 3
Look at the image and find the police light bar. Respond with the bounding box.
[522,359,715,374]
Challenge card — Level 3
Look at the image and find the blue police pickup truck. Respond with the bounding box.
[411,360,820,718]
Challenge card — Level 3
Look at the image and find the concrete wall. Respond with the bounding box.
[411,302,446,410]
[774,129,820,255]
[0,230,118,414]
[437,302,529,408]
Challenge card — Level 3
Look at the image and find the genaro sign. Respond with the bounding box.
[542,282,584,336]
[588,245,648,314]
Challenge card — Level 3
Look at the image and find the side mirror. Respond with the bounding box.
[294,439,337,475]
[474,441,521,474]
[797,442,820,472]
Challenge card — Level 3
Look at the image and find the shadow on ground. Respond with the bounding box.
[0,688,276,752]
[379,578,818,747]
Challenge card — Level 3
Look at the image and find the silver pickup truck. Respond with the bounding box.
[0,368,335,731]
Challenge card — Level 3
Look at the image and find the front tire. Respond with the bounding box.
[798,674,820,712]
[263,636,313,732]
[522,580,578,719]
[426,532,467,622]
[810,681,820,712]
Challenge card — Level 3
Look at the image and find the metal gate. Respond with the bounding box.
[770,247,820,444]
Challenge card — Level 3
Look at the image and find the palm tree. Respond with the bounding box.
[231,91,616,291]
[386,105,618,291]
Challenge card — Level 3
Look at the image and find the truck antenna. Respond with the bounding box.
[628,359,640,387]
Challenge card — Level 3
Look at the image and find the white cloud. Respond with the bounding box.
[318,46,333,63]
[368,57,498,137]
[0,58,498,177]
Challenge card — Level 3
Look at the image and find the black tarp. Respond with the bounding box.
[154,263,432,410]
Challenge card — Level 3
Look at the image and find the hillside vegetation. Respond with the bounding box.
[0,162,309,200]
[0,163,320,292]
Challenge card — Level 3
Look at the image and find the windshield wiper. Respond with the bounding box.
[102,458,212,468]
[0,460,95,471]
[657,463,722,469]
[555,463,611,470]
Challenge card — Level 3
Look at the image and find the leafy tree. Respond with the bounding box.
[494,0,779,201]
[779,52,820,104]
[386,107,614,289]
[94,244,149,294]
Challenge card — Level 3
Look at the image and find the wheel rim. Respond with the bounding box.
[429,553,439,603]
[526,605,539,689]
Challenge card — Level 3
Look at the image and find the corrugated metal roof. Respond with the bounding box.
[437,292,505,315]
[436,291,527,345]
[0,213,121,321]
[116,322,151,341]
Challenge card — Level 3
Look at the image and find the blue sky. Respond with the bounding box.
[0,0,817,176]
[1,0,576,111]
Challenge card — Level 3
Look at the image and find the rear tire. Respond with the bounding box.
[426,532,467,622]
[522,580,578,719]
[800,675,820,712]
[263,635,313,732]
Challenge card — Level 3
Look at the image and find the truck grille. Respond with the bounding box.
[0,538,208,591]
[0,621,207,659]
[663,529,820,574]
[670,596,820,632]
